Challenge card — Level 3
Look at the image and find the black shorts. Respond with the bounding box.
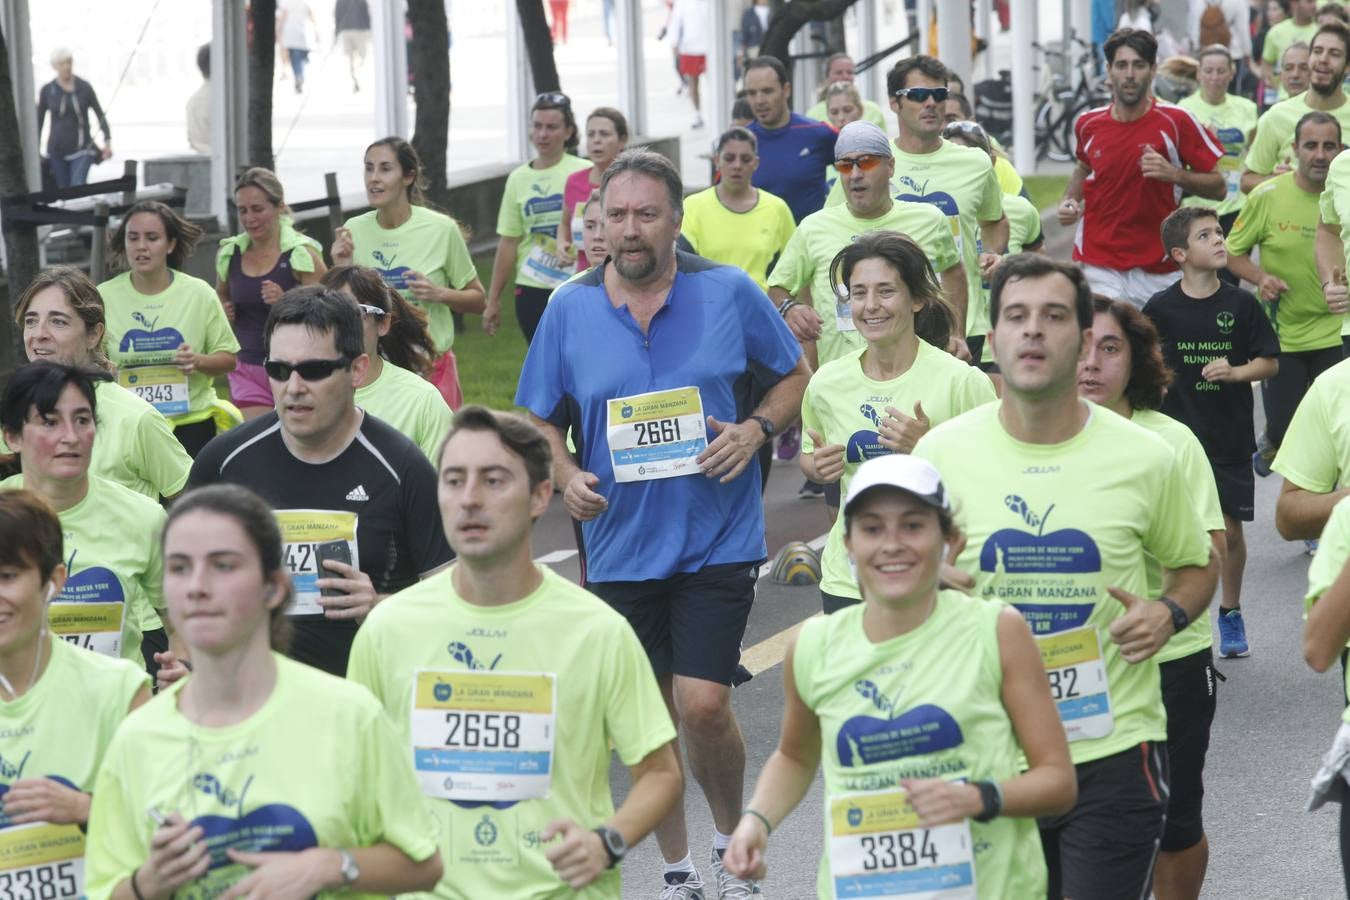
[820,589,859,614]
[1159,649,1218,852]
[1040,742,1169,900]
[1211,458,1255,521]
[589,560,760,684]
[140,627,169,685]
[824,480,841,509]
[172,417,217,458]
[966,334,985,366]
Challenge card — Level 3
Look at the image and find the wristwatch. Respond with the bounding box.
[1160,596,1190,634]
[337,849,360,886]
[594,826,628,868]
[972,781,1003,823]
[748,415,776,439]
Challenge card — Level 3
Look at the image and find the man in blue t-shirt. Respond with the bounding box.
[744,55,838,222]
[516,147,808,898]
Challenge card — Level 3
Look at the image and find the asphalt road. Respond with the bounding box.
[516,216,1349,898]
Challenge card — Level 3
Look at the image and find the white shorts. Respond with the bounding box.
[340,29,371,59]
[1082,264,1180,310]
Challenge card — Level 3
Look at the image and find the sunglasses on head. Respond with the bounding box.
[894,86,949,104]
[357,304,387,318]
[834,155,886,175]
[263,357,352,382]
[534,91,570,108]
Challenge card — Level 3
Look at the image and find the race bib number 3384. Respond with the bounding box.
[829,791,975,900]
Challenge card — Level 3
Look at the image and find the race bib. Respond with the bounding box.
[571,210,585,251]
[829,791,976,900]
[835,297,857,333]
[606,387,708,483]
[1036,625,1113,742]
[274,510,359,616]
[410,670,556,802]
[522,236,572,288]
[118,365,188,417]
[0,822,85,900]
[47,600,123,659]
[1221,163,1241,198]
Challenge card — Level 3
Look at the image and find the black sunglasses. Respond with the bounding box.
[263,357,352,382]
[894,86,949,104]
[534,91,570,108]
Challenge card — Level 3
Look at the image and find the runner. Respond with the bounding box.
[681,127,795,292]
[820,81,865,130]
[1318,142,1350,360]
[580,190,609,269]
[332,137,485,408]
[743,55,839,224]
[1179,43,1259,286]
[942,94,1025,198]
[83,484,444,900]
[0,489,150,899]
[1227,112,1342,475]
[320,265,453,462]
[558,108,628,272]
[940,120,1044,255]
[803,53,888,128]
[216,167,327,419]
[1077,296,1227,900]
[515,148,808,898]
[1262,0,1318,100]
[12,266,191,501]
[799,232,994,613]
[722,454,1077,897]
[0,363,168,675]
[1277,40,1314,98]
[771,121,965,371]
[100,200,239,457]
[1144,207,1280,658]
[1058,28,1226,307]
[1270,356,1350,540]
[1299,493,1350,893]
[186,287,453,677]
[483,92,591,344]
[1243,21,1350,192]
[348,407,682,899]
[827,54,1005,360]
[912,255,1217,900]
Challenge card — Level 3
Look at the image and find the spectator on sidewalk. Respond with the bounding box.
[37,47,112,189]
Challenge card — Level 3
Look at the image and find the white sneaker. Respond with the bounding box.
[661,868,706,899]
[692,115,705,129]
[710,849,763,898]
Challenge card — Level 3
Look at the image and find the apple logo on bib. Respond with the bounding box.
[836,679,963,767]
[120,312,186,357]
[371,250,413,291]
[846,404,890,463]
[893,175,960,217]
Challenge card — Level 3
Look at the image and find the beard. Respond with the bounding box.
[613,243,659,281]
[1311,73,1345,97]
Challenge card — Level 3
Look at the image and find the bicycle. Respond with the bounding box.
[1031,35,1111,162]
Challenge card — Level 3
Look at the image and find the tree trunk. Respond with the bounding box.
[0,19,36,376]
[516,0,560,93]
[408,0,451,209]
[249,0,277,171]
[760,0,861,63]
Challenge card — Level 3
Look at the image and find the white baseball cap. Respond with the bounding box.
[843,455,949,516]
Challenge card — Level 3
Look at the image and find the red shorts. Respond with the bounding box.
[678,54,706,77]
[430,350,463,411]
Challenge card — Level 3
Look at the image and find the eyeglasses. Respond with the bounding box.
[893,86,949,104]
[534,91,570,108]
[262,357,352,382]
[357,304,387,318]
[834,155,886,175]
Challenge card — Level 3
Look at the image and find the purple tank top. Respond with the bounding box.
[226,248,301,363]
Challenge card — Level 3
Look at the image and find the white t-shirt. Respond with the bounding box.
[669,0,708,55]
[279,0,311,49]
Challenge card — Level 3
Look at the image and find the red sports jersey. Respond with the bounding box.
[1073,99,1224,273]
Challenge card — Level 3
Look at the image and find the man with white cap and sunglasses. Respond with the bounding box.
[913,254,1217,900]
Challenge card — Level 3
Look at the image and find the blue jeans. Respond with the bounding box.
[287,47,309,83]
[48,149,95,188]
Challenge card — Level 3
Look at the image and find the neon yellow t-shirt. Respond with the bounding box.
[347,565,676,900]
[826,140,1004,338]
[0,473,165,664]
[84,654,439,900]
[1227,171,1340,352]
[497,155,593,291]
[93,381,192,500]
[1179,92,1258,217]
[913,402,1211,764]
[1004,193,1043,256]
[344,206,479,353]
[801,341,995,599]
[99,270,240,423]
[1272,356,1350,490]
[1245,94,1350,176]
[768,200,960,366]
[793,592,1046,899]
[993,154,1024,197]
[1318,148,1350,336]
[804,97,888,129]
[1127,408,1223,663]
[1263,19,1319,81]
[0,637,146,896]
[357,362,453,462]
[680,187,796,290]
[1305,495,1350,723]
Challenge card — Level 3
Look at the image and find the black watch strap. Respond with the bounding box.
[973,780,1003,823]
[749,415,775,438]
[1160,595,1190,633]
[594,826,627,868]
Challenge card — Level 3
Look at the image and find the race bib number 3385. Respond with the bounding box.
[0,822,85,900]
[829,791,975,900]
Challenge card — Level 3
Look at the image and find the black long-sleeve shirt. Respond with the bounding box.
[37,76,110,158]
